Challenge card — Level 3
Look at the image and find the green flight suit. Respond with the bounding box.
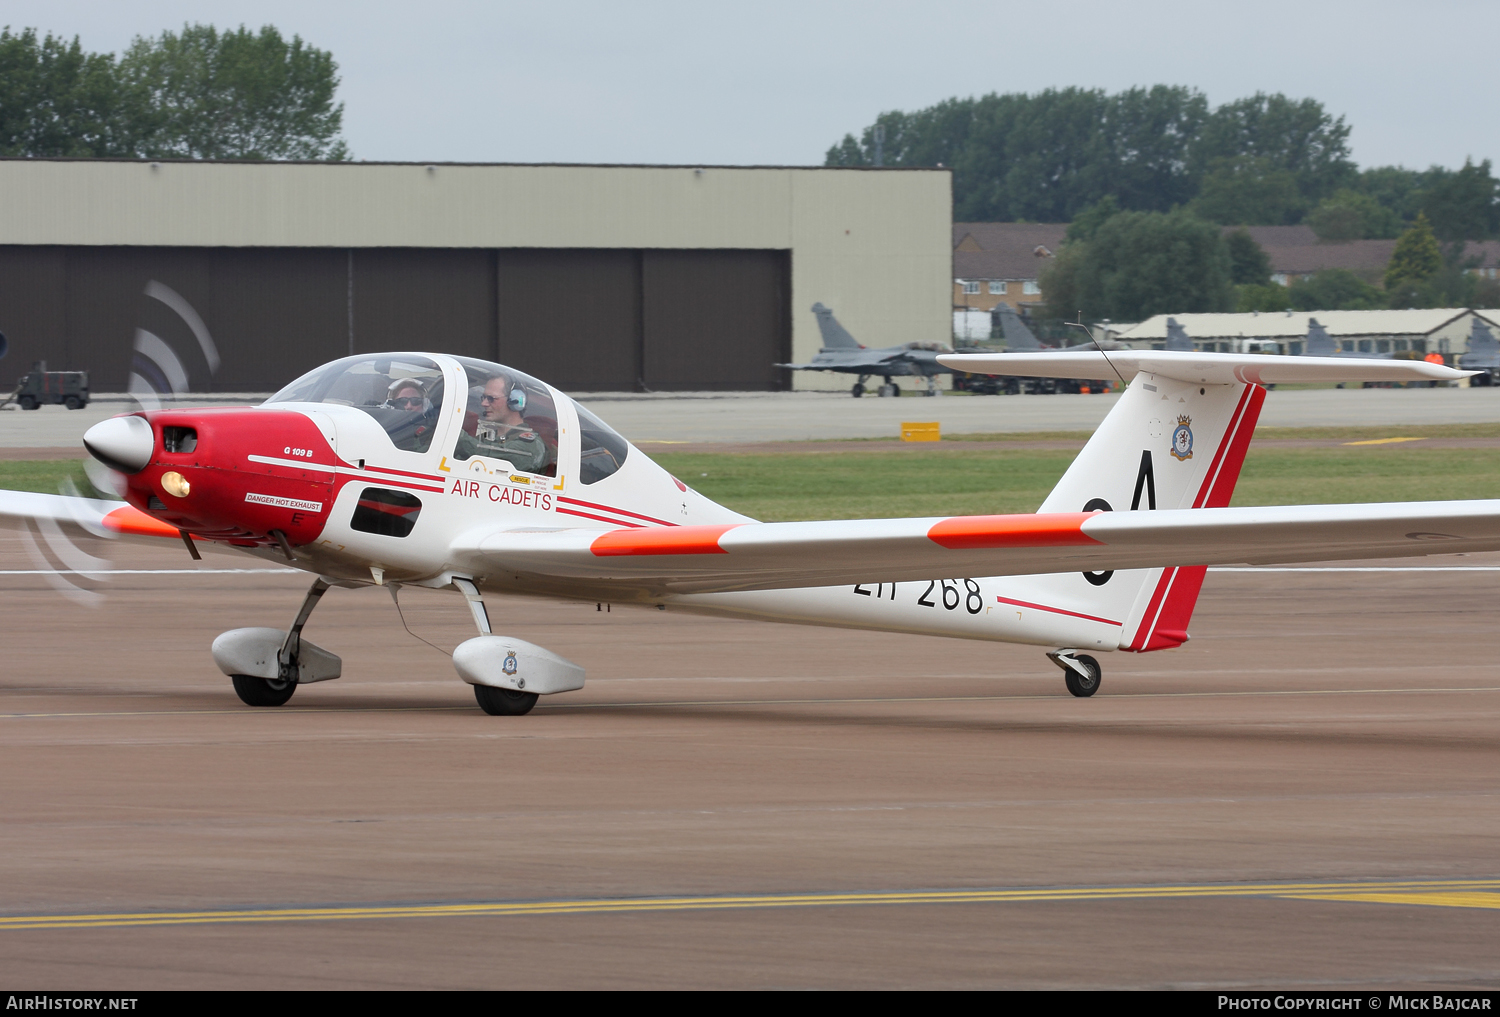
[454,424,551,474]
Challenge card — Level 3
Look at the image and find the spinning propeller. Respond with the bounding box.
[17,281,220,605]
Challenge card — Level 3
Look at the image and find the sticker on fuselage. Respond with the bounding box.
[245,492,324,512]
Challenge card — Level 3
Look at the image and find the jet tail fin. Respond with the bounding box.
[992,304,1042,351]
[1164,317,1193,352]
[1303,317,1338,357]
[810,303,864,350]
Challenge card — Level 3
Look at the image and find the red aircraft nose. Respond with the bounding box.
[98,408,339,551]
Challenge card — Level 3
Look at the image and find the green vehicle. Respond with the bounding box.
[4,360,90,410]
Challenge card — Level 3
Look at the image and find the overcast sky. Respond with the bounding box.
[5,0,1494,171]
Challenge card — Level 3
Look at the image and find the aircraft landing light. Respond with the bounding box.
[2,878,1498,931]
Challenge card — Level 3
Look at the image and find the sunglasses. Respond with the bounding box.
[392,396,423,408]
[479,393,505,404]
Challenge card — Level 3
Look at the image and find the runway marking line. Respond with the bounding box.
[3,879,1497,931]
[1,686,1498,720]
[1342,437,1426,445]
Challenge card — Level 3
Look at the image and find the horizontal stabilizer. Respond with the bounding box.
[937,350,1471,385]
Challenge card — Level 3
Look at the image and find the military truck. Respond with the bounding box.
[2,360,90,410]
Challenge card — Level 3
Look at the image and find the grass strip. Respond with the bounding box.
[11,434,1500,524]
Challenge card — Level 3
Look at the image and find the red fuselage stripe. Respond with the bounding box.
[362,463,446,482]
[558,507,645,528]
[994,596,1121,627]
[557,495,676,527]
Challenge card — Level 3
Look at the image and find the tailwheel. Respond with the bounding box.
[231,674,297,707]
[474,685,539,716]
[1063,655,1101,698]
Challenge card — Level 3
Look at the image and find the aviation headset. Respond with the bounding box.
[501,375,526,414]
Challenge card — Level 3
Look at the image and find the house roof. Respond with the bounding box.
[952,222,1067,281]
[1120,308,1473,341]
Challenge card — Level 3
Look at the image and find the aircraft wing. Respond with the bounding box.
[938,350,1471,384]
[451,500,1500,596]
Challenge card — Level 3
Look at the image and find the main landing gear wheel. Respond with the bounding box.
[1063,655,1102,698]
[474,685,539,716]
[231,674,297,707]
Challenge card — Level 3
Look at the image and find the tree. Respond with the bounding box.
[828,85,1208,221]
[1306,188,1401,240]
[1191,92,1355,205]
[0,28,126,156]
[1236,282,1290,312]
[1190,156,1305,225]
[1420,159,1499,241]
[1384,213,1443,291]
[1287,269,1384,311]
[117,24,347,160]
[1040,209,1234,322]
[1225,228,1272,284]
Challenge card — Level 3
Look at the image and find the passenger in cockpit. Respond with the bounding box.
[454,373,552,473]
[384,378,438,452]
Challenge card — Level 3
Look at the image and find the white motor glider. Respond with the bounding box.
[1,349,1491,714]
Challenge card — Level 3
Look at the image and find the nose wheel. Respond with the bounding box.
[1047,650,1102,697]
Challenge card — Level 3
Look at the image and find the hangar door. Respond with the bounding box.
[0,245,789,392]
[496,249,790,392]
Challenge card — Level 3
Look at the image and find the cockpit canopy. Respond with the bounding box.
[267,354,448,453]
[267,354,631,484]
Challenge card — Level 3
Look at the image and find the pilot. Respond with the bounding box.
[384,378,436,452]
[454,374,551,473]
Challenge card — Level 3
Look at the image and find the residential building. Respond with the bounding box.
[952,222,1065,314]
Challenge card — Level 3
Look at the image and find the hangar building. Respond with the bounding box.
[1118,309,1492,357]
[0,160,951,393]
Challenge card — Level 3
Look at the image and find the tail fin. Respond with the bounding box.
[1007,371,1266,652]
[992,304,1042,351]
[1303,317,1338,357]
[1164,317,1192,352]
[811,303,863,350]
[1462,317,1499,366]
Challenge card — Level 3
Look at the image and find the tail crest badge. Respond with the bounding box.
[1170,415,1194,461]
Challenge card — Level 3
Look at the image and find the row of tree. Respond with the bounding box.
[1039,205,1500,323]
[827,87,1500,242]
[0,25,346,160]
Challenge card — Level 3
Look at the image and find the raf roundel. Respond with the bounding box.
[1170,414,1194,461]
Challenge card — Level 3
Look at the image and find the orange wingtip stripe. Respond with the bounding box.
[928,512,1103,549]
[102,505,181,539]
[590,524,740,556]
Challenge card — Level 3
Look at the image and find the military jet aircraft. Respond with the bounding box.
[1459,317,1500,384]
[780,303,952,397]
[956,304,1118,394]
[1301,317,1395,360]
[2,348,1492,716]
